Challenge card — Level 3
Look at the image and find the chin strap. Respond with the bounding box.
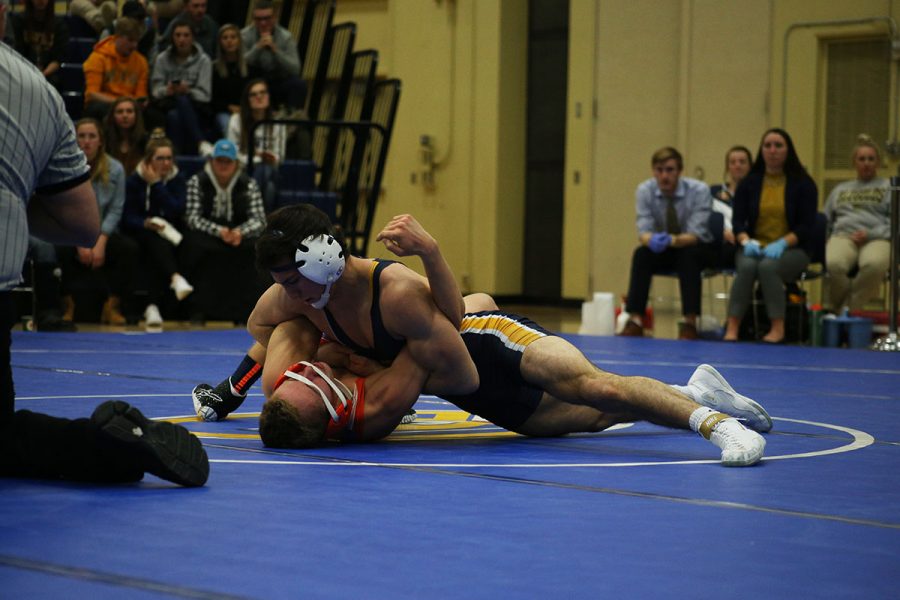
[308,282,335,309]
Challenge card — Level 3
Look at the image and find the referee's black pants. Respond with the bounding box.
[0,291,142,482]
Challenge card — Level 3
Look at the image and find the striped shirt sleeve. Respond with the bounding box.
[0,44,89,289]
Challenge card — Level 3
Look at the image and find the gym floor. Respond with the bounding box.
[1,317,898,599]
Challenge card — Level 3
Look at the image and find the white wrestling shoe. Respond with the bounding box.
[699,412,766,467]
[688,364,773,433]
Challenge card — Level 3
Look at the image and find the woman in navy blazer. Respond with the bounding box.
[724,128,818,343]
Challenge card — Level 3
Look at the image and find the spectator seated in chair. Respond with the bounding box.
[181,139,268,323]
[104,96,150,176]
[618,146,717,340]
[102,1,159,65]
[121,137,193,330]
[723,128,818,344]
[150,21,214,155]
[709,145,753,270]
[227,78,286,212]
[157,0,218,60]
[824,134,892,313]
[7,0,68,91]
[57,119,137,326]
[240,0,305,111]
[211,23,257,138]
[82,17,151,122]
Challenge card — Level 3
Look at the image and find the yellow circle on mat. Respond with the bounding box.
[166,410,528,441]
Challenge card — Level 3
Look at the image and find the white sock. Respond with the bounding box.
[688,406,717,433]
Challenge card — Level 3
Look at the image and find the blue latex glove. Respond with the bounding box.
[743,239,762,257]
[763,238,788,259]
[648,232,672,253]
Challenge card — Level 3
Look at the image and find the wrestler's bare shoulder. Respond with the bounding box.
[377,261,430,301]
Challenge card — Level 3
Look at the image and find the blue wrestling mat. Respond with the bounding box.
[2,328,899,599]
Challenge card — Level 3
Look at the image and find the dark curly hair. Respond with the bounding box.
[255,204,347,272]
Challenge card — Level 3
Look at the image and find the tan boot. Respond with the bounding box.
[61,295,75,322]
[101,296,127,326]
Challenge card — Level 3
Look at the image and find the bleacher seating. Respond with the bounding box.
[318,50,378,198]
[64,14,98,39]
[308,22,356,134]
[274,189,338,222]
[297,0,336,115]
[19,0,401,326]
[345,79,401,254]
[175,155,207,179]
[58,62,85,91]
[58,62,86,121]
[66,37,96,63]
[62,92,84,121]
[308,24,356,174]
[279,160,316,191]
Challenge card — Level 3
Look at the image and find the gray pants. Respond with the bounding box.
[728,247,810,320]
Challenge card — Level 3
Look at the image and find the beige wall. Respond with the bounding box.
[335,0,527,294]
[334,0,899,303]
[585,0,772,299]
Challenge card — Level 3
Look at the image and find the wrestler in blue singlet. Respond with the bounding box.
[323,259,405,362]
[441,310,554,430]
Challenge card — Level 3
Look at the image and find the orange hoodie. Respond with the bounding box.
[82,35,149,102]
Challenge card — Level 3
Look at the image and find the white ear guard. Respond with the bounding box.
[294,235,345,309]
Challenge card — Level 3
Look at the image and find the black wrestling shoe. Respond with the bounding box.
[91,400,209,487]
[400,409,417,424]
[192,380,246,422]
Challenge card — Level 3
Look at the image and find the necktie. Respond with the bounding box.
[666,197,681,234]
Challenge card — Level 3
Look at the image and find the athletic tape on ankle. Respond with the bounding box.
[699,412,730,440]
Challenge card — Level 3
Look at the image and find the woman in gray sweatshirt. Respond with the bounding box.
[824,134,892,312]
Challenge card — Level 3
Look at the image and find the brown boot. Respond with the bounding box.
[101,296,127,326]
[61,295,75,322]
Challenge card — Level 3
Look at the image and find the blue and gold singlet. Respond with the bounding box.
[323,259,405,362]
[441,310,554,430]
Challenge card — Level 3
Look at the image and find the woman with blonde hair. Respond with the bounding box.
[824,134,892,312]
[211,23,256,138]
[58,118,138,325]
[121,137,193,330]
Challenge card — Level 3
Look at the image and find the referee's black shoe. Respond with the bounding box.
[91,400,209,487]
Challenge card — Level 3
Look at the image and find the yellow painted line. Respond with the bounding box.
[165,410,515,441]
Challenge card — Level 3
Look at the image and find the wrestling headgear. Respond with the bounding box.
[293,234,345,309]
[281,361,351,423]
